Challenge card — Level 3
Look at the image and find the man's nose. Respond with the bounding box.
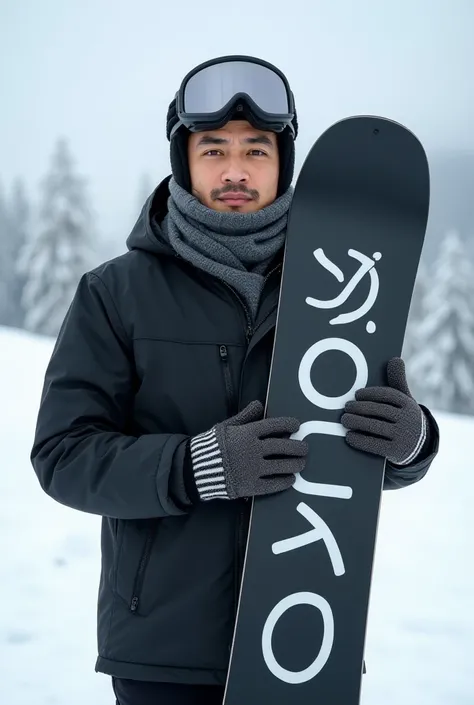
[221,157,249,184]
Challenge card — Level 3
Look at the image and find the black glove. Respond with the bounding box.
[341,357,430,466]
[184,400,309,502]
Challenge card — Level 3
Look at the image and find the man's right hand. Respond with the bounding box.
[187,400,308,502]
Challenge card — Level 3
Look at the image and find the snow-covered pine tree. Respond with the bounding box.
[8,178,30,328]
[20,138,95,338]
[0,180,20,327]
[407,229,474,415]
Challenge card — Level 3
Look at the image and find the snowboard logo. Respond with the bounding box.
[261,246,383,686]
[306,248,382,333]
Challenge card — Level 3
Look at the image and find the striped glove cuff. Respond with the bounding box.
[397,407,428,465]
[188,427,231,501]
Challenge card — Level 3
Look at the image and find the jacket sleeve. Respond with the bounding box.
[31,271,192,520]
[383,405,439,490]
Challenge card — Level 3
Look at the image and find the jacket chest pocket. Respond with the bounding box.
[133,340,245,435]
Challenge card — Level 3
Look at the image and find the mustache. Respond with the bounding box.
[210,184,260,201]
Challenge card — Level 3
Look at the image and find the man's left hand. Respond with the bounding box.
[341,357,429,466]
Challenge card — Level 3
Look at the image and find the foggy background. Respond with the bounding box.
[1,0,473,703]
[2,0,474,410]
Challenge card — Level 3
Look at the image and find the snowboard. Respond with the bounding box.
[223,115,430,705]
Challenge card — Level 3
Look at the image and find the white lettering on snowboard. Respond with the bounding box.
[299,338,368,409]
[306,248,381,329]
[261,247,382,685]
[262,592,334,684]
[272,502,345,577]
[290,421,351,498]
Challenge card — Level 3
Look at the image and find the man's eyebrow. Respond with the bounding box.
[243,135,274,148]
[195,136,228,147]
[195,135,275,148]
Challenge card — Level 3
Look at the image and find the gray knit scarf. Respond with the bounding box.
[161,177,293,320]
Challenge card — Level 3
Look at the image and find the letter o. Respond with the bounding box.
[261,592,334,684]
[298,338,368,410]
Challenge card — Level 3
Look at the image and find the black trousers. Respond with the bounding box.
[112,677,225,705]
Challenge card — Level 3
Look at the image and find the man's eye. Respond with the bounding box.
[204,150,221,156]
[250,150,266,156]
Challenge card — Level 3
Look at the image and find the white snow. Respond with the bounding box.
[0,327,111,704]
[0,325,472,704]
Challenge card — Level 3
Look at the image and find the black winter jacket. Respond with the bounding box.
[31,176,439,685]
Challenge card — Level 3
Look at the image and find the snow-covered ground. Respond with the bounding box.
[0,326,472,705]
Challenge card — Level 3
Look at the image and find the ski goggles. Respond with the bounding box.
[171,55,296,138]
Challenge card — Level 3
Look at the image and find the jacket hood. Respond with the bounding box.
[126,175,174,256]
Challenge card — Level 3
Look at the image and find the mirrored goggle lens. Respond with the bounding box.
[183,61,290,115]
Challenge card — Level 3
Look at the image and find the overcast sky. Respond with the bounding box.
[1,0,473,247]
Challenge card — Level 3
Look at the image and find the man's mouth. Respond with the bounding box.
[219,193,252,203]
[211,185,259,203]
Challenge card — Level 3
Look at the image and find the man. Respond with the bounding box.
[31,55,439,705]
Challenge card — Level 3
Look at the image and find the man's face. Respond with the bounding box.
[187,120,279,213]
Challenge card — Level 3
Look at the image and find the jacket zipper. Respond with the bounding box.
[219,345,236,417]
[130,522,159,613]
[221,267,282,616]
[264,263,282,286]
[219,280,254,343]
[217,339,249,618]
[235,264,283,418]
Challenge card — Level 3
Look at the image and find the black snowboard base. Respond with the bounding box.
[223,115,429,705]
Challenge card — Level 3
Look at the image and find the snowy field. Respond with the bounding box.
[0,326,472,705]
